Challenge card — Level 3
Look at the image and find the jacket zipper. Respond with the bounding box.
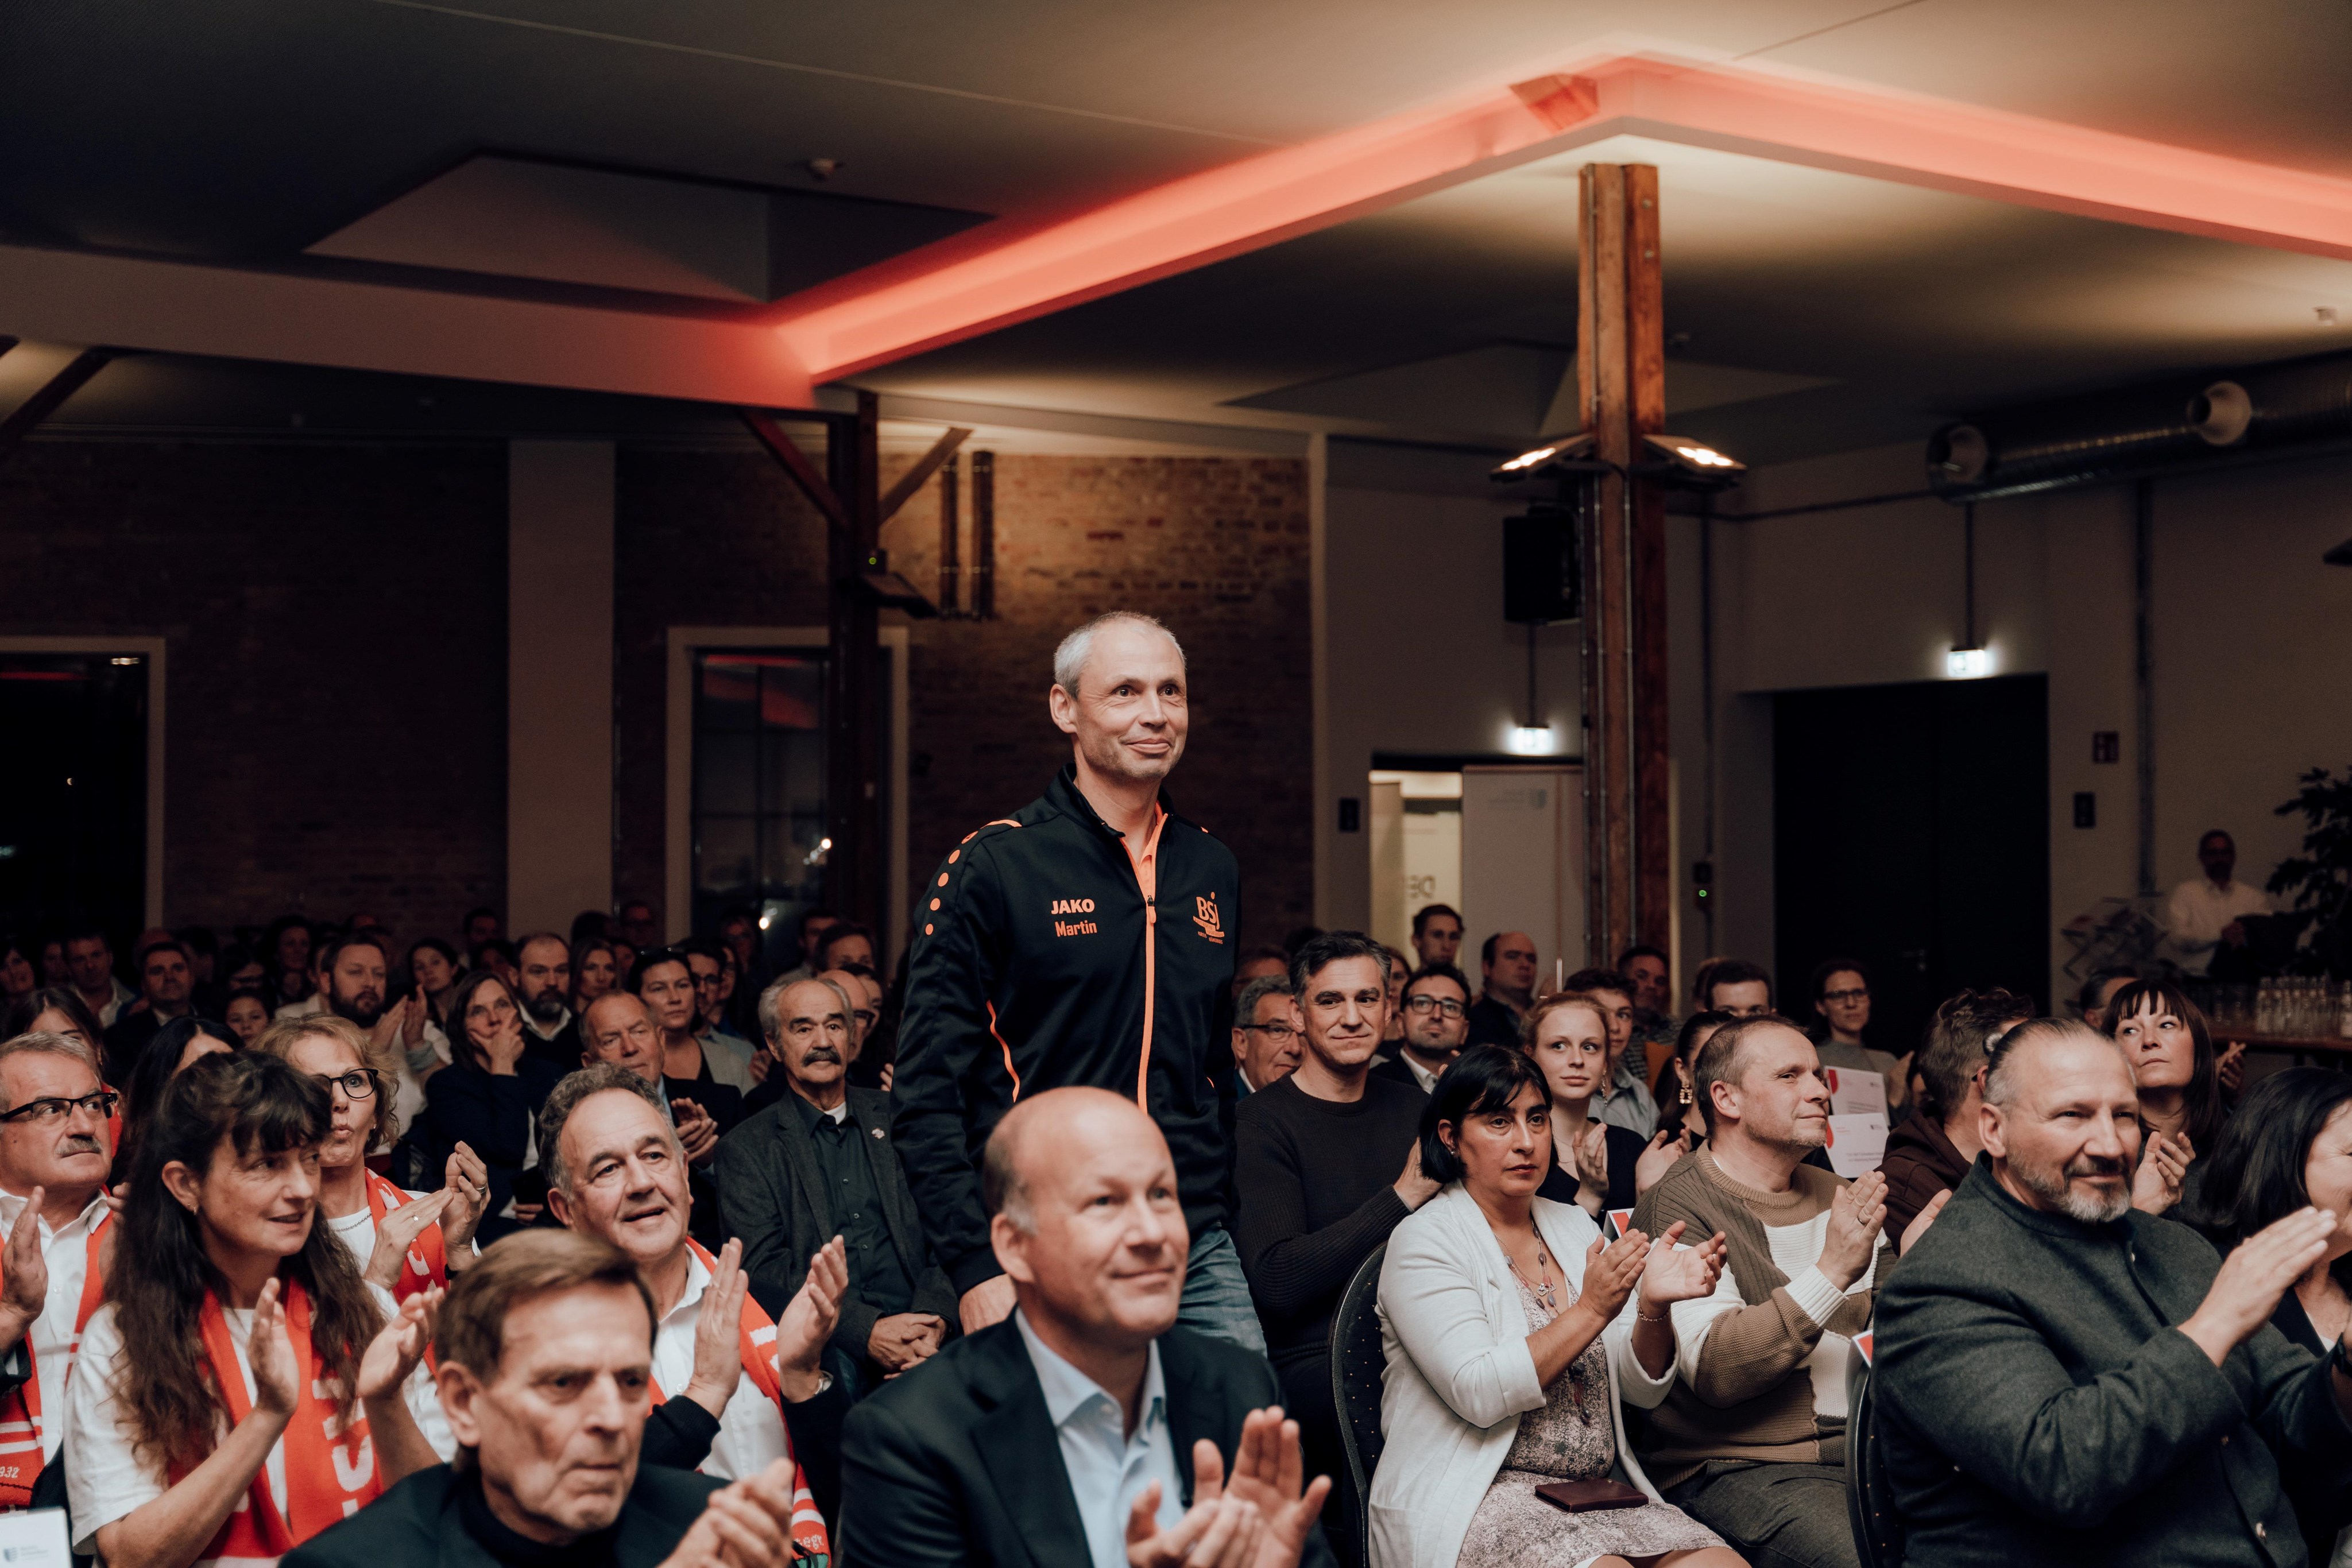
[1120,808,1169,1110]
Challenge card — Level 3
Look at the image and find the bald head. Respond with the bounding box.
[985,1087,1163,1235]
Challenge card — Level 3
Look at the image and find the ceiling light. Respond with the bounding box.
[1641,433,1747,482]
[1492,432,1599,482]
[1507,724,1557,756]
[1947,645,1991,679]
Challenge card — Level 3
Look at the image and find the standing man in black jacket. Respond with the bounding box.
[896,611,1258,1349]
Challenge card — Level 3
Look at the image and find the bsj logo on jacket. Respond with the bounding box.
[1192,894,1225,944]
[1050,897,1098,937]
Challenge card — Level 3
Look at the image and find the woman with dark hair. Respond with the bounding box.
[222,989,273,1047]
[265,917,316,1009]
[402,939,461,1031]
[1806,957,1908,1110]
[216,944,266,996]
[412,970,563,1246]
[571,938,620,1012]
[2180,1066,2352,1565]
[1369,1047,1738,1568]
[1651,1011,1732,1143]
[6,988,104,1067]
[63,1052,445,1567]
[115,1016,238,1180]
[0,936,37,1010]
[2103,979,2226,1209]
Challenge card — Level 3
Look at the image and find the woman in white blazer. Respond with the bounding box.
[1369,1046,1745,1568]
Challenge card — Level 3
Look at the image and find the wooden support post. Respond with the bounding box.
[880,426,972,524]
[1576,164,1672,966]
[938,453,962,614]
[970,451,997,620]
[0,347,114,460]
[826,391,885,933]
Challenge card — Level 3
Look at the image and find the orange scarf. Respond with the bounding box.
[0,1209,108,1508]
[177,1278,381,1557]
[649,1241,829,1563]
[363,1172,447,1306]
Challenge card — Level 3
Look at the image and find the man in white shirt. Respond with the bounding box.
[540,1065,834,1483]
[61,930,135,1032]
[2164,829,2273,976]
[0,1030,115,1492]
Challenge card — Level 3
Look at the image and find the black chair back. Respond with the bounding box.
[1846,1339,1904,1568]
[1328,1244,1388,1568]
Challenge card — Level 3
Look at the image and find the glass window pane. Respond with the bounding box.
[696,815,759,905]
[695,732,757,814]
[698,659,762,731]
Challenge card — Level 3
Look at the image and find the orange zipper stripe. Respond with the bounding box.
[988,1001,1021,1102]
[1121,806,1169,1110]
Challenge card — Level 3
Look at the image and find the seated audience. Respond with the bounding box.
[1874,1019,2352,1566]
[1380,947,1414,1047]
[2104,977,2226,1212]
[1371,1046,1737,1568]
[632,948,753,1110]
[115,1015,238,1178]
[510,932,581,1074]
[678,938,757,1092]
[281,1229,819,1568]
[1236,932,1436,1527]
[1232,973,1305,1094]
[840,1086,1334,1567]
[0,939,36,1011]
[1372,964,1468,1094]
[2184,1066,2352,1565]
[100,935,198,1080]
[1650,1010,1731,1147]
[578,993,731,1252]
[1620,942,1680,1062]
[2072,965,2137,1032]
[65,1052,446,1565]
[64,927,134,1031]
[1690,958,1773,1019]
[1805,958,1908,1113]
[311,933,436,1139]
[538,1065,847,1521]
[1410,904,1463,973]
[222,988,274,1046]
[772,909,837,989]
[1562,968,1658,1137]
[571,937,620,1013]
[1467,932,1538,1049]
[419,970,567,1245]
[1524,993,1653,1220]
[4,988,103,1068]
[812,924,875,977]
[1630,1015,1922,1568]
[1878,989,2028,1240]
[0,1029,118,1497]
[714,977,954,1394]
[254,1016,486,1300]
[1234,943,1293,1001]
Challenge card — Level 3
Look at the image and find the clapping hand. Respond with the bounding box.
[358,1286,442,1403]
[0,1187,49,1342]
[2132,1130,2192,1217]
[1129,1416,1331,1568]
[776,1236,847,1400]
[655,1457,806,1568]
[1635,1220,1727,1311]
[363,1188,453,1291]
[1577,1229,1651,1325]
[247,1277,301,1419]
[1634,1127,1692,1196]
[684,1239,752,1419]
[1900,1189,1951,1255]
[2217,1042,2248,1099]
[2183,1205,2335,1366]
[1819,1171,1887,1290]
[1221,1405,1333,1568]
[673,1099,721,1166]
[439,1141,489,1254]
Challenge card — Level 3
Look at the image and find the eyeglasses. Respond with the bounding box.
[1243,1023,1298,1042]
[0,1090,120,1125]
[1820,988,1870,1004]
[1405,997,1467,1019]
[312,1070,377,1100]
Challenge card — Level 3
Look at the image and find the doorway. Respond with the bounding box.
[1772,675,2048,1054]
[1368,762,1586,985]
[0,648,156,943]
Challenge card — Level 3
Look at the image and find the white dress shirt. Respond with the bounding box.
[649,1245,791,1482]
[1014,1310,1185,1568]
[2164,876,2272,974]
[0,1186,109,1462]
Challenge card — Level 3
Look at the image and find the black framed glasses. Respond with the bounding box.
[1405,996,1467,1019]
[0,1090,120,1126]
[1821,987,1870,1004]
[312,1070,377,1100]
[1243,1022,1298,1042]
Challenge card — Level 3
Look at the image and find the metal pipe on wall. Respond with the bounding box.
[2134,479,2156,897]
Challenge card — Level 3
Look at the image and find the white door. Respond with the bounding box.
[1460,765,1585,990]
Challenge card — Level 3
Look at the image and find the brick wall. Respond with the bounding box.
[0,440,508,945]
[613,447,1314,949]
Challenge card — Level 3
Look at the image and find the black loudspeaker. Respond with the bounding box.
[1503,506,1579,624]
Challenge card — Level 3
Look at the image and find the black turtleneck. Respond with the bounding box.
[456,1467,621,1568]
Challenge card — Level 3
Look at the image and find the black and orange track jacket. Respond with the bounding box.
[893,764,1241,1296]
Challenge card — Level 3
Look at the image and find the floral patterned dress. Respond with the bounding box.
[1453,1272,1723,1566]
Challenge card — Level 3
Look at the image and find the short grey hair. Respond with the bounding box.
[756,974,855,1043]
[0,1032,99,1111]
[1235,974,1294,1025]
[536,1064,676,1196]
[1983,1017,2118,1108]
[1052,611,1185,698]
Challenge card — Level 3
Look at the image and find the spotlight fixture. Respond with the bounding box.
[1947,645,1991,679]
[1507,724,1557,756]
[1639,434,1746,489]
[1493,432,1599,480]
[1491,431,1745,491]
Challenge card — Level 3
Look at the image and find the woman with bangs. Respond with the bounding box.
[2102,977,2233,1216]
[1525,993,1655,1221]
[63,1051,445,1568]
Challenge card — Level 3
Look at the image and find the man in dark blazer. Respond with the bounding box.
[1369,963,1468,1095]
[716,975,957,1389]
[838,1087,1334,1567]
[283,1230,818,1568]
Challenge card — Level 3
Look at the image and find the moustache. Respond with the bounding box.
[56,1136,102,1157]
[803,1047,842,1064]
[2066,1154,2129,1180]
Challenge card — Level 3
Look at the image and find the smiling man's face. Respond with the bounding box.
[994,1091,1188,1351]
[551,1090,686,1270]
[1051,619,1189,788]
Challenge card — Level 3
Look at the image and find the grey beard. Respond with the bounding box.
[2012,1159,2132,1224]
[526,994,567,1025]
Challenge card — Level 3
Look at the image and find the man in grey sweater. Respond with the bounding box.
[1875,1018,2352,1567]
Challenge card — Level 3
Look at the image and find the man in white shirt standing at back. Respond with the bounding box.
[0,1029,117,1501]
[2164,828,2272,976]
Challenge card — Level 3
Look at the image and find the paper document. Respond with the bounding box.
[0,1508,71,1568]
[1823,1113,1889,1178]
[1823,1067,1887,1117]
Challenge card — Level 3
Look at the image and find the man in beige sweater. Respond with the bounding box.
[1631,1016,1936,1568]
